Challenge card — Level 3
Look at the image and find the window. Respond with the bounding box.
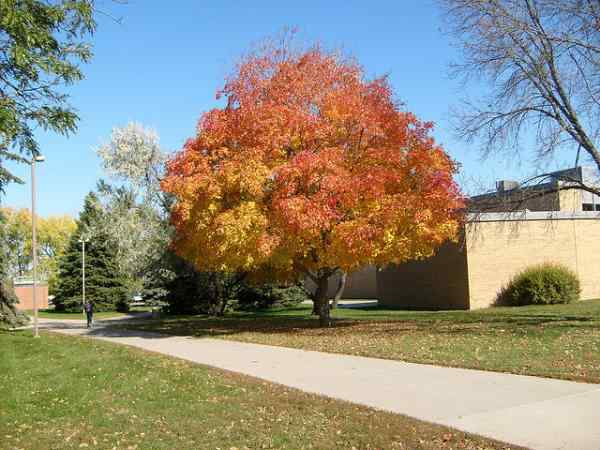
[583,203,594,211]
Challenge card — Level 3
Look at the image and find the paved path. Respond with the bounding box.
[38,317,600,450]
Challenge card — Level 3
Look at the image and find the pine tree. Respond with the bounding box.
[53,193,129,312]
[0,209,28,328]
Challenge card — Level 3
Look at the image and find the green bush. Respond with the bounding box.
[497,263,581,306]
[237,283,309,311]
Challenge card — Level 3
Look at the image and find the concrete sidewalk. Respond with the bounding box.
[39,318,600,450]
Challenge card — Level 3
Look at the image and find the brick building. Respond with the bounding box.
[469,166,600,213]
[377,211,600,309]
[13,279,49,310]
[310,166,600,308]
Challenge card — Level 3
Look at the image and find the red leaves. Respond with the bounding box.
[162,38,465,277]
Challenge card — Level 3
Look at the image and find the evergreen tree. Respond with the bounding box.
[53,193,129,312]
[0,209,28,328]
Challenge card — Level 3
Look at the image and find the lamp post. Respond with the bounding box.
[78,238,89,314]
[31,154,45,338]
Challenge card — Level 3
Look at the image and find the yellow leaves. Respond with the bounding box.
[218,157,271,201]
[163,42,465,281]
[176,201,272,273]
[383,230,394,245]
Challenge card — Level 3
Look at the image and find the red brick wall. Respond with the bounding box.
[14,284,49,310]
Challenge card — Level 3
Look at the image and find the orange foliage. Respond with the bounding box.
[162,39,465,283]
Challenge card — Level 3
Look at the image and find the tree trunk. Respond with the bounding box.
[330,271,347,309]
[313,274,331,327]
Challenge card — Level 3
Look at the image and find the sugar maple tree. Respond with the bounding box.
[162,39,465,326]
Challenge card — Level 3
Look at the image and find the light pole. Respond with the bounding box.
[31,154,45,338]
[78,238,89,314]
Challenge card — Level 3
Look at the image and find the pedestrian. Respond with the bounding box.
[84,300,94,328]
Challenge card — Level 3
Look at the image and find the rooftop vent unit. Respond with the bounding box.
[496,180,520,192]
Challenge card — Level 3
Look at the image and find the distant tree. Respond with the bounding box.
[38,214,76,292]
[96,122,169,210]
[0,0,96,189]
[0,208,31,277]
[38,215,77,260]
[53,193,129,312]
[0,207,76,292]
[95,123,173,297]
[162,36,465,326]
[441,0,600,194]
[92,182,169,294]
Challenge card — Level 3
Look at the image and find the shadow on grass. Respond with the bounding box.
[122,305,600,340]
[122,316,362,339]
[29,299,596,341]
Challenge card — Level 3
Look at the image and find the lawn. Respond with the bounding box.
[0,331,515,450]
[125,300,600,384]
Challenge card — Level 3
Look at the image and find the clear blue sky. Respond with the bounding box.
[2,0,572,217]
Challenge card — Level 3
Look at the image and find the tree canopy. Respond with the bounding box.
[95,122,173,297]
[0,0,95,189]
[0,207,75,291]
[162,38,465,325]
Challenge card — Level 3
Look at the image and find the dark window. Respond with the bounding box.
[583,203,594,211]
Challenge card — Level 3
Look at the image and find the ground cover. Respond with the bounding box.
[127,300,600,383]
[0,331,514,450]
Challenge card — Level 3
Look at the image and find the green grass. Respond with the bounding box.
[126,300,600,383]
[22,306,151,320]
[0,331,515,450]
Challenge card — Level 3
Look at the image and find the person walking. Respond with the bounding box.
[84,300,94,328]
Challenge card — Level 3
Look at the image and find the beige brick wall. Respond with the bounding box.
[340,266,378,299]
[376,214,600,310]
[466,217,600,308]
[377,241,470,309]
[558,189,583,212]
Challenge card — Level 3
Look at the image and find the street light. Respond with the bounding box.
[31,154,45,338]
[78,238,89,314]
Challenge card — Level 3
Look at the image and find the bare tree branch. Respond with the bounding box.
[441,0,600,189]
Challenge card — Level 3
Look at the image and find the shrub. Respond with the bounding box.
[497,263,581,306]
[236,283,309,311]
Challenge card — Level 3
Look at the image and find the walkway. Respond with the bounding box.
[39,317,600,450]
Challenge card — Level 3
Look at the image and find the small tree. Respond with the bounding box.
[95,123,173,298]
[162,36,465,326]
[53,193,129,312]
[92,182,169,295]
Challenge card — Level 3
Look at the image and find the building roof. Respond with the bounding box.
[468,210,600,223]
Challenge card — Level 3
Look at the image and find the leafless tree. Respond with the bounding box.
[441,0,600,195]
